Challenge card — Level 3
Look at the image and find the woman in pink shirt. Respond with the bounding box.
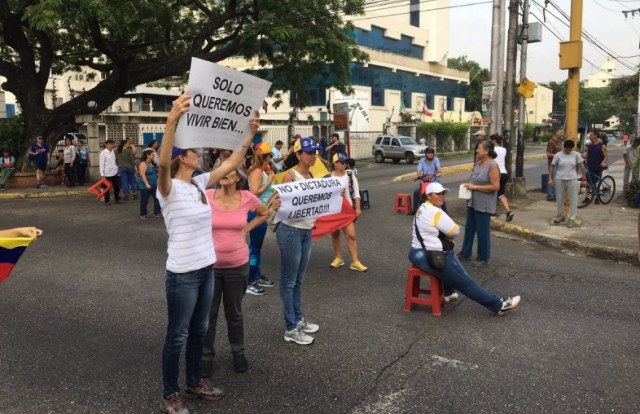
[202,165,269,377]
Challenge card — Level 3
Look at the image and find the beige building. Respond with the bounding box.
[583,57,617,89]
[524,84,553,124]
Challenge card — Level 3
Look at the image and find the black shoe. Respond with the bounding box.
[233,354,249,373]
[202,359,213,378]
[115,200,124,204]
[506,211,514,222]
[496,296,521,315]
[471,259,490,267]
[546,197,556,202]
[456,253,471,262]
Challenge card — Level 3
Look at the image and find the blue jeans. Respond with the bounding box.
[276,223,313,331]
[547,165,557,199]
[162,266,214,396]
[409,248,502,312]
[461,207,492,262]
[139,186,161,216]
[119,167,136,196]
[248,212,268,285]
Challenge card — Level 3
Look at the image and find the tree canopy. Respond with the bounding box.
[0,0,368,162]
[447,55,490,112]
[541,75,638,132]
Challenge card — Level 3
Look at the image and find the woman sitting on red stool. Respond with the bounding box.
[408,182,521,315]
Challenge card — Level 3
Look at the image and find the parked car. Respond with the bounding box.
[371,135,427,164]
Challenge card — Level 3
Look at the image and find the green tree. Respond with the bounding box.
[541,80,567,114]
[608,73,638,132]
[0,0,368,166]
[447,56,490,112]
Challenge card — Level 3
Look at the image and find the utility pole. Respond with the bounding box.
[560,0,584,141]
[489,0,505,134]
[503,0,519,182]
[516,0,530,179]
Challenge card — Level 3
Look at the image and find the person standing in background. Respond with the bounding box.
[116,140,137,200]
[246,142,276,295]
[75,140,90,185]
[459,140,500,267]
[27,135,49,188]
[490,134,513,222]
[99,140,123,206]
[545,128,564,202]
[271,140,285,172]
[62,136,76,188]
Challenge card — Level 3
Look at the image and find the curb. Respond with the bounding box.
[392,153,548,183]
[490,218,638,266]
[0,189,91,200]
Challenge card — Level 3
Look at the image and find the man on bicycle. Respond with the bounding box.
[412,147,442,213]
[583,131,608,177]
[583,131,609,204]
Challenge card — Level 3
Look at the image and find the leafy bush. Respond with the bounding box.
[539,133,553,143]
[0,115,26,158]
[416,122,470,153]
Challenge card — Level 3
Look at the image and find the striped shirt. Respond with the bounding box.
[411,201,460,251]
[158,173,216,273]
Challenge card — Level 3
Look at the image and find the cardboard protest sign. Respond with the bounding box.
[174,57,271,150]
[273,177,345,222]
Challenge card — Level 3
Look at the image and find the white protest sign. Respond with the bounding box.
[273,177,346,222]
[174,57,271,150]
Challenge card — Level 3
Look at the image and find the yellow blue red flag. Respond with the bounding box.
[0,237,33,282]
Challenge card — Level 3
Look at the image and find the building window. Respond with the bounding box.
[410,0,420,27]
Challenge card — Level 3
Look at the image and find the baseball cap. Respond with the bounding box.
[424,182,449,194]
[293,137,318,152]
[255,142,272,154]
[332,153,348,163]
[473,130,486,136]
[157,145,185,159]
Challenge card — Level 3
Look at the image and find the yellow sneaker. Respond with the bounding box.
[350,261,368,272]
[330,257,345,268]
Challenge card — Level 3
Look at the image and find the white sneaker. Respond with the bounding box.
[444,292,459,303]
[296,318,319,333]
[284,328,314,345]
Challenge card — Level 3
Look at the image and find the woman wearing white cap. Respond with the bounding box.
[409,182,521,315]
[329,152,367,272]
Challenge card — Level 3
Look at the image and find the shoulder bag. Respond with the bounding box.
[413,217,447,270]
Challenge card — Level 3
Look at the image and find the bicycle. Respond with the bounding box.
[577,166,616,208]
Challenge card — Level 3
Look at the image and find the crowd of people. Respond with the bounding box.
[11,115,640,414]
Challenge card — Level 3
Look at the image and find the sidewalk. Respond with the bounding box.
[481,157,638,265]
[0,184,89,199]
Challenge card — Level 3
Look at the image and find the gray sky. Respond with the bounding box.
[449,0,640,83]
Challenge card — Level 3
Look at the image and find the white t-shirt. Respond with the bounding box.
[158,172,216,273]
[494,146,507,174]
[332,172,360,206]
[552,150,583,180]
[411,202,460,251]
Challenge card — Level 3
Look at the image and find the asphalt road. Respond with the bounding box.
[0,151,638,413]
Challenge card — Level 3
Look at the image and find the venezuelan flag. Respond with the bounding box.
[0,237,33,283]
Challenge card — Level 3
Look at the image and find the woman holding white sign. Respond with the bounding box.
[277,137,321,346]
[156,93,260,414]
[329,152,368,272]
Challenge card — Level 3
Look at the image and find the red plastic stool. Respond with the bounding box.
[394,193,412,214]
[87,177,112,200]
[404,265,445,316]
